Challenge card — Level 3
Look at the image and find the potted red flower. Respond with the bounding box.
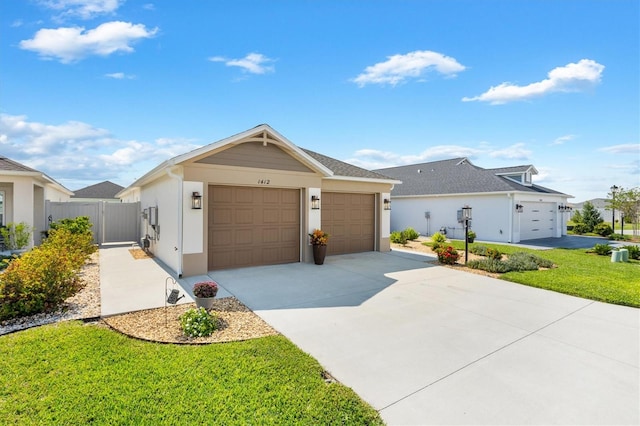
[193,281,218,310]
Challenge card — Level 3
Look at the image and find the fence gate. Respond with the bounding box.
[45,201,140,245]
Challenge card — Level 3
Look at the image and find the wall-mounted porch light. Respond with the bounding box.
[191,192,202,209]
[311,195,321,210]
[515,203,524,213]
[383,198,391,211]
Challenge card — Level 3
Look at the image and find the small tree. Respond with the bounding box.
[606,186,640,237]
[581,201,603,232]
[571,210,583,224]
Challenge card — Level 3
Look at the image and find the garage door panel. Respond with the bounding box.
[209,186,300,270]
[520,202,555,240]
[322,192,374,256]
[236,209,254,224]
[235,188,254,203]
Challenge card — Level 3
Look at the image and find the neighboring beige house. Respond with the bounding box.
[0,156,73,247]
[117,124,400,277]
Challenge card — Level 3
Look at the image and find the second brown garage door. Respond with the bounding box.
[208,186,300,270]
[321,192,375,255]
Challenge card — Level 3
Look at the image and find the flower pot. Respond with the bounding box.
[467,237,475,243]
[195,296,216,310]
[313,244,327,265]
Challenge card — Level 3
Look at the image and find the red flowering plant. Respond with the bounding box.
[193,281,218,298]
[435,246,459,265]
[309,229,329,246]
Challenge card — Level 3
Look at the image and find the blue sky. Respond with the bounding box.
[1,0,638,202]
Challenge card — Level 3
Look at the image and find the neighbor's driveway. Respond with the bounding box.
[212,251,639,425]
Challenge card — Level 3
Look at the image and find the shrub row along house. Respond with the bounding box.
[3,125,572,277]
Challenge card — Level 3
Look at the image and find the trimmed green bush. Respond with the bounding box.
[610,233,631,241]
[590,243,612,256]
[390,231,407,245]
[622,245,640,260]
[403,227,420,241]
[0,221,96,321]
[467,252,553,273]
[593,223,613,237]
[431,232,446,244]
[467,258,509,273]
[470,245,502,259]
[572,223,589,234]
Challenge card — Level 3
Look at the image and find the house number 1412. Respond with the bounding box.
[257,179,270,185]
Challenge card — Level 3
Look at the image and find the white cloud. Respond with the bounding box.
[105,72,136,79]
[11,19,24,28]
[209,53,275,74]
[551,134,576,146]
[488,143,532,160]
[598,143,640,154]
[143,3,155,11]
[351,50,466,87]
[463,59,604,104]
[39,0,123,20]
[345,145,482,169]
[0,113,200,184]
[20,21,158,63]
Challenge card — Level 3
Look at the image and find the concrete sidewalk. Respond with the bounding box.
[213,251,639,425]
[99,245,232,316]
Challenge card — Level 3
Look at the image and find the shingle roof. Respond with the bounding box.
[374,157,567,196]
[302,148,397,180]
[0,156,38,173]
[72,181,124,199]
[489,165,534,174]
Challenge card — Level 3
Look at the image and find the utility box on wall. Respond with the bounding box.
[148,206,158,226]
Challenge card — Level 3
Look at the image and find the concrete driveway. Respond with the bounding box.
[212,251,639,425]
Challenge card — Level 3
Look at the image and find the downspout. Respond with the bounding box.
[508,193,513,243]
[166,167,184,278]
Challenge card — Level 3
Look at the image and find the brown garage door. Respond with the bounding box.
[208,186,300,270]
[321,192,375,255]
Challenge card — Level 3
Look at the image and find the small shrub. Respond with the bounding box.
[610,233,631,241]
[435,246,459,265]
[590,243,612,256]
[390,231,407,245]
[431,232,446,244]
[471,245,489,256]
[572,223,589,235]
[593,223,613,237]
[504,252,543,272]
[180,307,218,338]
[403,227,420,241]
[470,245,501,259]
[49,216,93,235]
[467,258,509,273]
[0,222,33,250]
[486,248,503,260]
[0,244,84,320]
[622,245,640,260]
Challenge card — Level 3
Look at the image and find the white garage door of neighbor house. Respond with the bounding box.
[208,185,300,270]
[520,202,555,240]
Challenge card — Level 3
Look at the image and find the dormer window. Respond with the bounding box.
[525,172,531,183]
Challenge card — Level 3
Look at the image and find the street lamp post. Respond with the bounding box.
[611,185,619,232]
[621,212,625,236]
[462,205,472,264]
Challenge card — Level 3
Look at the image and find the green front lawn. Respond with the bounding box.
[0,322,382,425]
[448,241,640,308]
